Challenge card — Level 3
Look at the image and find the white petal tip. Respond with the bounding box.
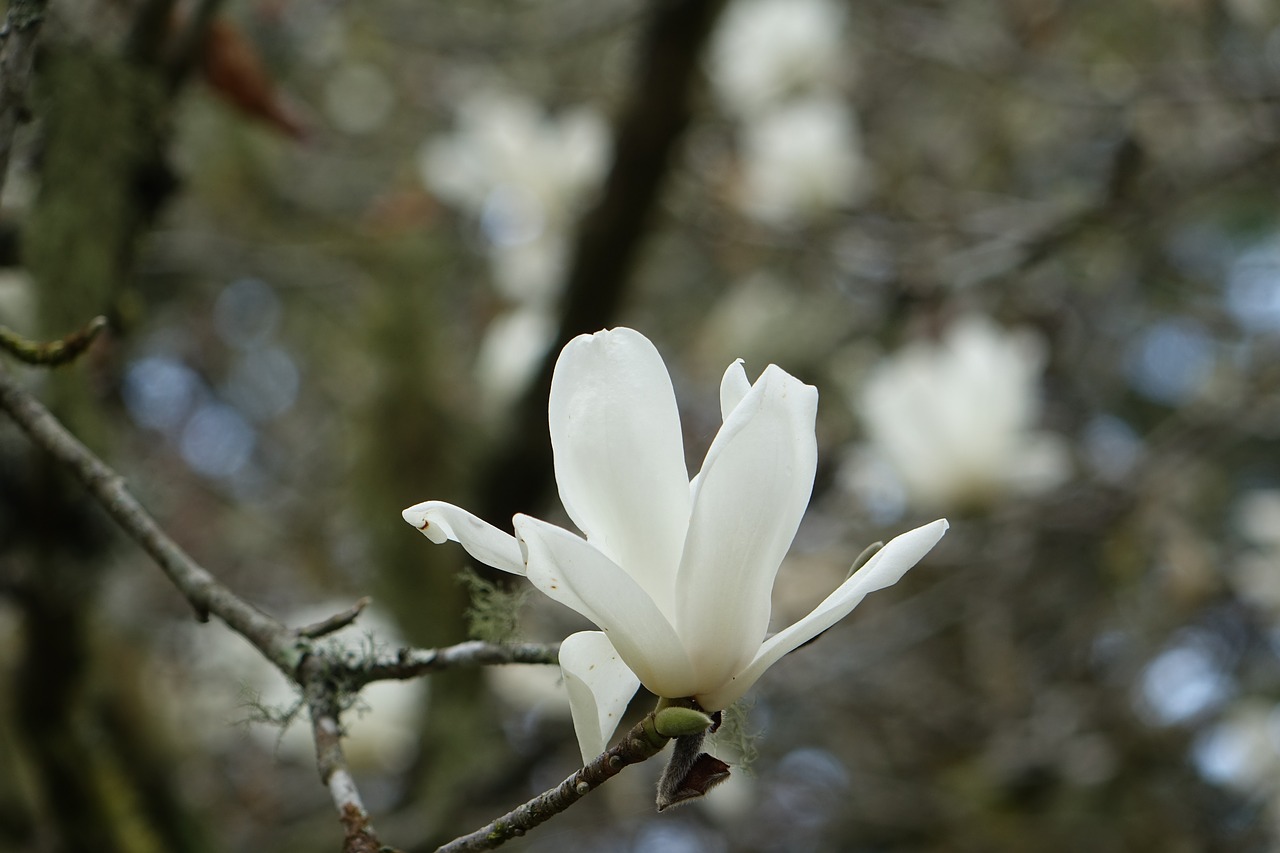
[862,518,949,588]
[401,503,447,544]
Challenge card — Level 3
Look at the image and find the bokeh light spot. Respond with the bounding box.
[179,403,256,479]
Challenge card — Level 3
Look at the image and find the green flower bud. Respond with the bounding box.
[654,706,714,738]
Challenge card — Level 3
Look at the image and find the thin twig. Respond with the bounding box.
[350,640,560,689]
[0,316,109,366]
[0,0,48,200]
[967,134,1280,291]
[436,712,673,853]
[299,596,372,639]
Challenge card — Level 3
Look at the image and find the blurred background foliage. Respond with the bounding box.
[2,0,1280,850]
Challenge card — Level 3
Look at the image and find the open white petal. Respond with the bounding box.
[559,631,642,764]
[698,518,949,710]
[549,328,691,614]
[515,514,699,698]
[719,358,751,422]
[676,365,818,689]
[401,501,526,575]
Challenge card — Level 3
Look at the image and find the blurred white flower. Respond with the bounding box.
[709,0,848,117]
[738,98,868,227]
[1228,489,1280,613]
[857,315,1070,510]
[404,327,947,762]
[1193,702,1280,791]
[474,307,556,414]
[419,91,608,302]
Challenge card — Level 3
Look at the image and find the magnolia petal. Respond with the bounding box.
[677,365,818,689]
[401,501,526,575]
[719,358,751,422]
[515,514,699,698]
[559,631,642,764]
[698,518,949,710]
[548,328,691,614]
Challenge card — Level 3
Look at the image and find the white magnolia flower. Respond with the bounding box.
[709,0,848,117]
[739,97,868,228]
[419,91,608,302]
[858,315,1070,510]
[404,328,947,762]
[420,91,606,225]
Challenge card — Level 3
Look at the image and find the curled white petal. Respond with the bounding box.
[515,514,698,698]
[698,518,949,710]
[677,365,818,690]
[400,501,526,575]
[549,328,691,615]
[559,631,641,764]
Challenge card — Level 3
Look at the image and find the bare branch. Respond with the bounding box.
[302,658,397,853]
[478,0,727,530]
[350,640,560,689]
[968,133,1280,291]
[0,315,109,366]
[0,364,300,668]
[0,0,47,199]
[436,712,673,853]
[299,596,372,639]
[0,364,576,847]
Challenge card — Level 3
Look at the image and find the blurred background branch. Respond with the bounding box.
[478,0,727,530]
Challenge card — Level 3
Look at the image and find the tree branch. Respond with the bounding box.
[435,712,673,853]
[302,659,398,853]
[349,640,560,690]
[0,315,109,366]
[478,0,727,529]
[0,363,301,667]
[0,363,573,848]
[299,596,373,639]
[966,133,1280,291]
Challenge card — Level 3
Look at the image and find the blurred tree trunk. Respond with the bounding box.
[4,28,197,853]
[351,236,503,840]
